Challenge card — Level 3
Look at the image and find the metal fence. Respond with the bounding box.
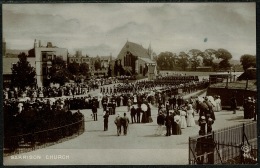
[189,121,257,164]
[4,117,85,156]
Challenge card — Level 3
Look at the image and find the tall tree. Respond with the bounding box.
[79,63,89,76]
[107,64,112,77]
[203,49,216,66]
[94,58,101,70]
[215,48,232,60]
[49,57,69,86]
[11,52,36,89]
[67,62,80,76]
[114,60,118,76]
[177,51,190,71]
[156,52,175,70]
[188,49,203,71]
[216,48,232,70]
[240,54,256,71]
[219,59,231,70]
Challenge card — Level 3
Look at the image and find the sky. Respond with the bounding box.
[3,3,256,59]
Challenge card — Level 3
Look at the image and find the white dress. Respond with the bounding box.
[186,108,196,127]
[215,98,222,112]
[180,110,187,129]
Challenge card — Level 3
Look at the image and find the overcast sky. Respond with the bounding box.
[3,3,256,59]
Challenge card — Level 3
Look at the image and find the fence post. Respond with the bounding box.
[189,137,190,165]
[240,123,245,164]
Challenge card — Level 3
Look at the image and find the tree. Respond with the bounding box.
[177,51,190,71]
[67,62,80,76]
[203,49,216,66]
[240,54,256,71]
[11,52,36,89]
[156,52,176,70]
[79,63,89,76]
[212,62,219,72]
[215,49,232,70]
[107,64,112,77]
[94,58,101,70]
[114,60,118,76]
[215,48,232,60]
[188,49,203,71]
[219,59,231,70]
[49,57,70,86]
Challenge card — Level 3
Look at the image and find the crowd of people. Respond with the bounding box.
[3,77,120,100]
[4,97,84,151]
[3,73,257,146]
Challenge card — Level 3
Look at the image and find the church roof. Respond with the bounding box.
[117,41,151,59]
[139,57,156,64]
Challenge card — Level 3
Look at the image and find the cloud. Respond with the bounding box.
[3,3,256,59]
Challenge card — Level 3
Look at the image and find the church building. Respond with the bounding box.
[116,41,157,80]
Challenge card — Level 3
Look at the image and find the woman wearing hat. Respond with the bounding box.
[186,104,195,127]
[172,111,182,135]
[180,110,187,129]
[214,96,222,112]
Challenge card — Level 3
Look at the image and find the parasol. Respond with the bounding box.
[197,96,204,102]
[141,103,148,112]
[207,96,216,107]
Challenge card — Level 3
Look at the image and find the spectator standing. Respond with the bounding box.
[186,104,195,127]
[130,106,136,123]
[165,113,172,136]
[155,112,165,136]
[180,110,187,129]
[114,114,122,136]
[121,113,130,135]
[92,104,98,121]
[136,106,141,123]
[230,95,237,114]
[172,112,182,135]
[103,111,109,131]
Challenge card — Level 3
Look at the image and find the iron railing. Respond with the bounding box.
[4,117,85,156]
[189,121,257,164]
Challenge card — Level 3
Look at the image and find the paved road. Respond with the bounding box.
[3,79,255,165]
[4,96,253,165]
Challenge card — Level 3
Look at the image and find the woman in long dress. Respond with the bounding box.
[180,110,187,129]
[214,96,222,112]
[172,112,182,135]
[186,104,196,127]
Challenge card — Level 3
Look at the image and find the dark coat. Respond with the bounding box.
[157,114,165,125]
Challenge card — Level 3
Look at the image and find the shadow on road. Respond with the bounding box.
[86,130,104,132]
[142,134,162,137]
[98,134,119,137]
[226,116,244,121]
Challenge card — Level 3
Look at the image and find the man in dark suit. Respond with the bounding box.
[121,113,130,135]
[130,106,136,123]
[92,104,98,121]
[165,113,172,136]
[103,111,109,131]
[136,106,141,123]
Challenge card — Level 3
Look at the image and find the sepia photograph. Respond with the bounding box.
[2,2,257,165]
